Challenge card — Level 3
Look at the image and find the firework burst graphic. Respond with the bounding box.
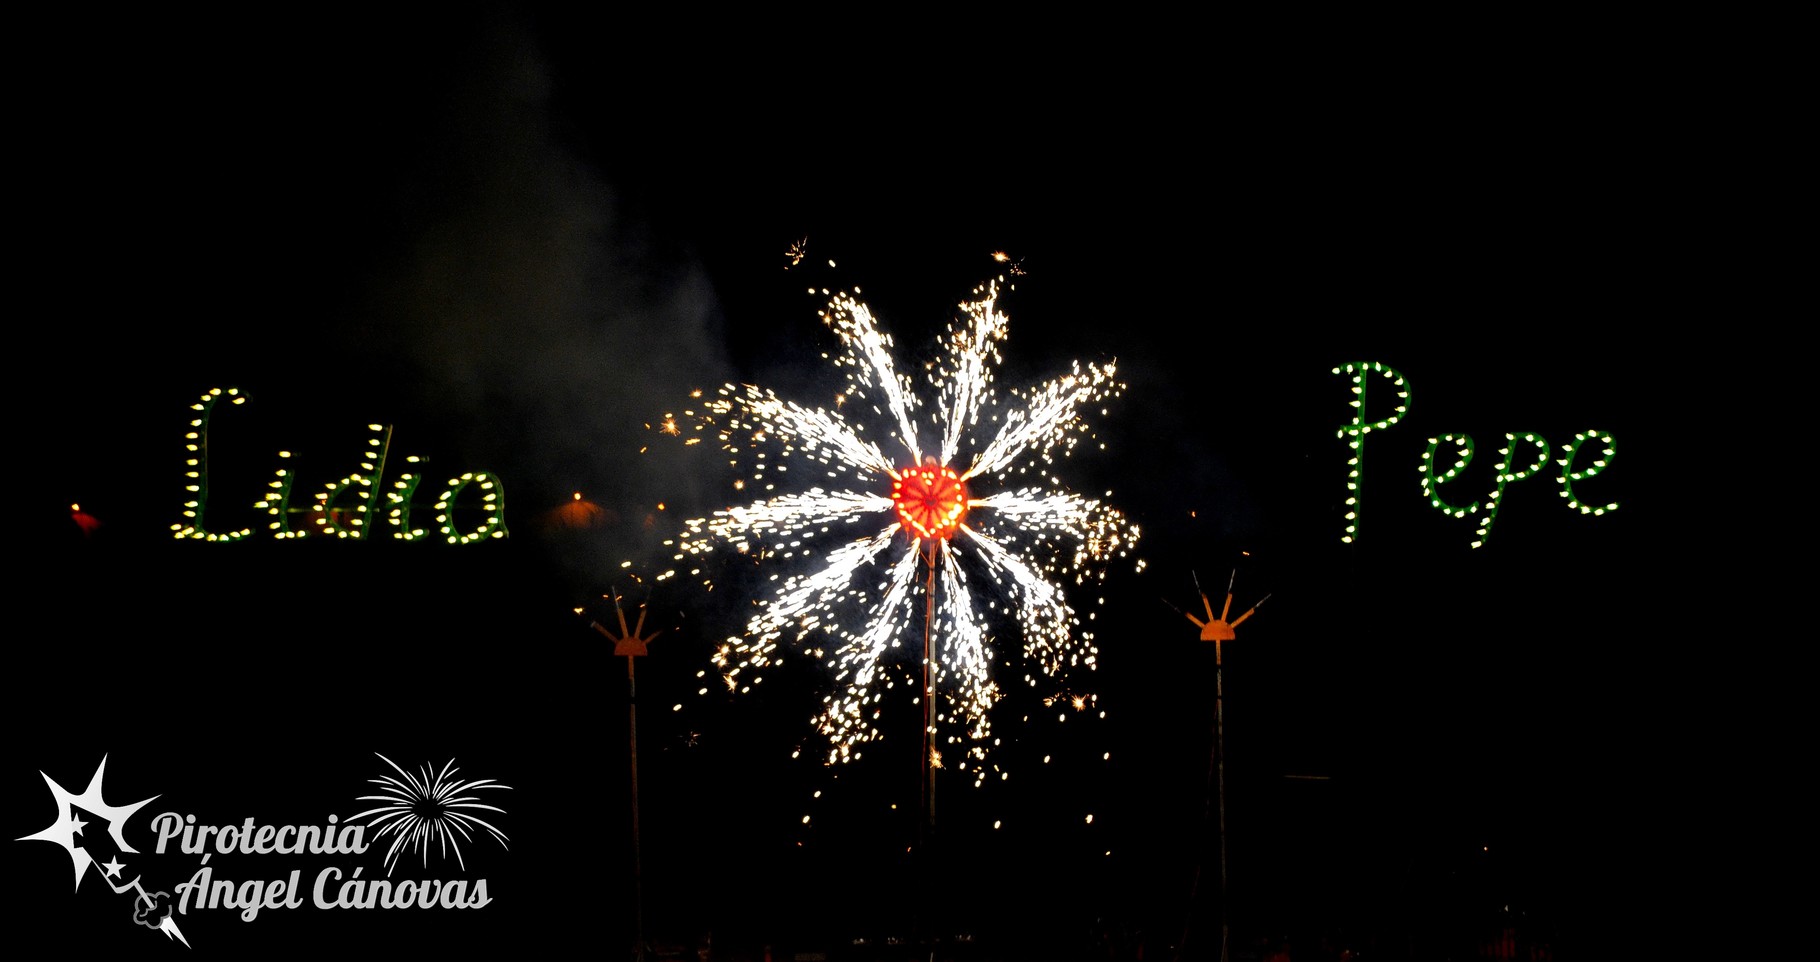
[347,754,511,875]
[662,275,1141,777]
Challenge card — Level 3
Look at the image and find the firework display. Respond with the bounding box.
[660,277,1141,773]
[22,18,1655,959]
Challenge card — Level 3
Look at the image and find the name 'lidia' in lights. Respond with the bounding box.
[171,387,507,545]
[1335,362,1619,548]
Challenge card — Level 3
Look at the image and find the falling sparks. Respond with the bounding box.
[785,236,808,269]
[666,276,1139,767]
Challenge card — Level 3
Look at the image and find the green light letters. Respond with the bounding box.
[1337,364,1618,548]
[173,387,507,544]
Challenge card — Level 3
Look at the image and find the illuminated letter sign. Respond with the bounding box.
[1336,364,1618,548]
[172,387,507,544]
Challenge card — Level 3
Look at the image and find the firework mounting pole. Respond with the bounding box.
[893,457,968,954]
[593,594,660,962]
[1176,569,1269,962]
[921,539,940,836]
[917,537,941,951]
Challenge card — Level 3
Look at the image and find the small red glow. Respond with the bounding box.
[70,505,101,537]
[892,460,968,540]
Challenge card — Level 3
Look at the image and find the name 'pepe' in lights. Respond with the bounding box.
[1334,362,1620,548]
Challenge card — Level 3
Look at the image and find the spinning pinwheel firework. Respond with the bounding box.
[663,276,1140,776]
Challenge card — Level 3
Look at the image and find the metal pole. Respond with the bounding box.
[1172,571,1265,962]
[629,654,647,962]
[1215,636,1227,962]
[923,540,939,836]
[593,603,659,962]
[918,539,940,957]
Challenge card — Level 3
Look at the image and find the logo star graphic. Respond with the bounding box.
[16,755,159,891]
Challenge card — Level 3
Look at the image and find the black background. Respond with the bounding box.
[9,7,1693,960]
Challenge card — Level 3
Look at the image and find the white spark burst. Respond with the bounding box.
[666,276,1140,772]
[346,754,510,876]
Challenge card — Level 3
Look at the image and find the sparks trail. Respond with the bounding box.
[658,275,1142,775]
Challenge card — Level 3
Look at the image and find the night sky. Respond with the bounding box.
[11,9,1681,961]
